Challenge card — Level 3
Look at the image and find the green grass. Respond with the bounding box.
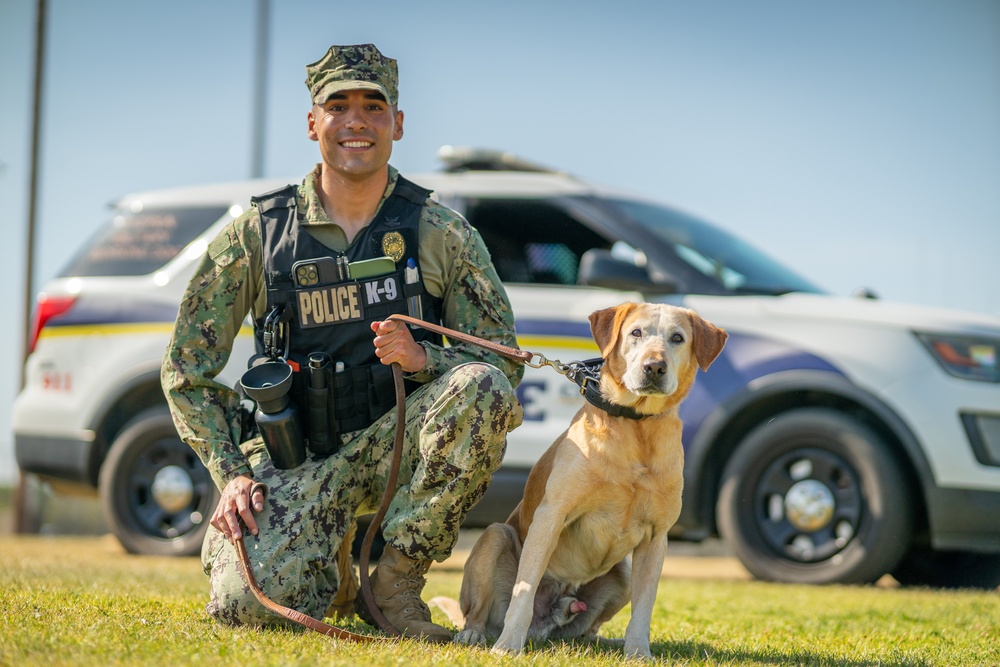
[1,536,998,666]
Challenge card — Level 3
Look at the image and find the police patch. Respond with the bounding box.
[381,231,405,263]
[295,284,364,328]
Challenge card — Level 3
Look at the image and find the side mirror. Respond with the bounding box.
[577,249,677,294]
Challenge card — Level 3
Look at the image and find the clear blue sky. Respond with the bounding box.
[2,0,999,483]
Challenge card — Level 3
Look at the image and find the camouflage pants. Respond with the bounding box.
[201,362,523,626]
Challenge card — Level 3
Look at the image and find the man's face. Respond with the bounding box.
[307,89,404,182]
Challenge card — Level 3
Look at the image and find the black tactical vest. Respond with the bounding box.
[251,175,443,433]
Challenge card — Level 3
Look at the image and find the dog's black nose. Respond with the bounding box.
[643,360,667,378]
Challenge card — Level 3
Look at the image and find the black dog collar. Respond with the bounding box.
[564,358,650,421]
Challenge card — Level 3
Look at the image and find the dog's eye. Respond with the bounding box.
[630,328,642,338]
[671,333,685,344]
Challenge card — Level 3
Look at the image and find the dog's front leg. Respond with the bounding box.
[491,503,563,654]
[623,533,668,660]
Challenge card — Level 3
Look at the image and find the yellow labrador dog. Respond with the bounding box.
[444,302,726,659]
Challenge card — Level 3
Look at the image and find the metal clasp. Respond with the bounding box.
[524,353,571,376]
[262,306,291,361]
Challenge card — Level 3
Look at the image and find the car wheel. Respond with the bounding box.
[891,547,1000,589]
[99,407,219,556]
[717,407,912,584]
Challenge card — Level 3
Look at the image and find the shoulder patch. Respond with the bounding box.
[208,226,241,268]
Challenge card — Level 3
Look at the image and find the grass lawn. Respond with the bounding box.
[1,534,998,666]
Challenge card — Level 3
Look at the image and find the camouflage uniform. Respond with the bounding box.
[161,163,524,626]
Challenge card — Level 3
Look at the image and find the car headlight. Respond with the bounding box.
[915,332,1000,383]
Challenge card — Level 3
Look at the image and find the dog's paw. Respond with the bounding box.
[490,637,525,655]
[453,628,489,646]
[624,642,653,661]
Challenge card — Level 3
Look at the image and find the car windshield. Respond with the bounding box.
[59,205,228,277]
[605,198,825,295]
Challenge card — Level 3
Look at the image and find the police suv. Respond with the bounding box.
[14,148,1000,588]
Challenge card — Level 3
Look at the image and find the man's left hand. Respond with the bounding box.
[371,318,427,372]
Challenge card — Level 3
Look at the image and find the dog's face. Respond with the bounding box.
[589,302,727,405]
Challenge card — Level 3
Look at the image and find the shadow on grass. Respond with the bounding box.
[221,621,932,666]
[551,637,930,667]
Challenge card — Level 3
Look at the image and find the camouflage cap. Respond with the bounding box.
[305,44,398,106]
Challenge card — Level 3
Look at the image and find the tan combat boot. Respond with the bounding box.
[355,545,453,642]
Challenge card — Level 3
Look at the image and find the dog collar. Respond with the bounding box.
[564,358,650,420]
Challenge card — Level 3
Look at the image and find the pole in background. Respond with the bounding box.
[250,0,270,179]
[15,0,48,534]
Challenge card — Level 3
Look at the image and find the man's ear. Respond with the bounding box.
[394,108,405,141]
[307,107,319,142]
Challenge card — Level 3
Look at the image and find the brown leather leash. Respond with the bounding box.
[233,314,532,641]
[355,360,406,639]
[386,313,534,364]
[234,535,377,642]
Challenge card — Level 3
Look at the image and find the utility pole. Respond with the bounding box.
[250,0,270,178]
[15,0,48,533]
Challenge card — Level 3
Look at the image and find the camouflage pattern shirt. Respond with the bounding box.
[161,165,523,490]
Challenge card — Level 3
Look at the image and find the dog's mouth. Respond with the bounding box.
[628,372,678,397]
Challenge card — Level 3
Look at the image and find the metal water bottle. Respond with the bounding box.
[240,361,306,469]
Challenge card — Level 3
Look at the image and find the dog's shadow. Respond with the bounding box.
[540,637,924,666]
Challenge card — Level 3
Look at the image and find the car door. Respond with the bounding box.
[461,196,647,468]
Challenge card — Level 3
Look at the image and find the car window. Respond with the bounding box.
[465,199,613,285]
[605,198,824,295]
[59,205,228,277]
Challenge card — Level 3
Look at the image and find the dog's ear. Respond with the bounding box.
[689,312,728,371]
[589,302,637,358]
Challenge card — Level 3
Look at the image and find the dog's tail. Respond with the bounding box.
[428,596,465,630]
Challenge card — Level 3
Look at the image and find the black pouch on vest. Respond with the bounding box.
[288,366,341,459]
[305,352,339,456]
[329,364,400,434]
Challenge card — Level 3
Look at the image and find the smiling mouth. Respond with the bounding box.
[341,140,373,149]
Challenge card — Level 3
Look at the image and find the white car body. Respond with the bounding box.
[15,152,1000,586]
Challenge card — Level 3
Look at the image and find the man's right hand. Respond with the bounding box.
[210,474,266,543]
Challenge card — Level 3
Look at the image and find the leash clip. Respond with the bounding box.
[525,353,565,372]
[525,354,584,382]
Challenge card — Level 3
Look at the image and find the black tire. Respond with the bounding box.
[99,407,219,556]
[892,547,1000,589]
[717,408,912,584]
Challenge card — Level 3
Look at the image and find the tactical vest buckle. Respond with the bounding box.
[262,305,292,361]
